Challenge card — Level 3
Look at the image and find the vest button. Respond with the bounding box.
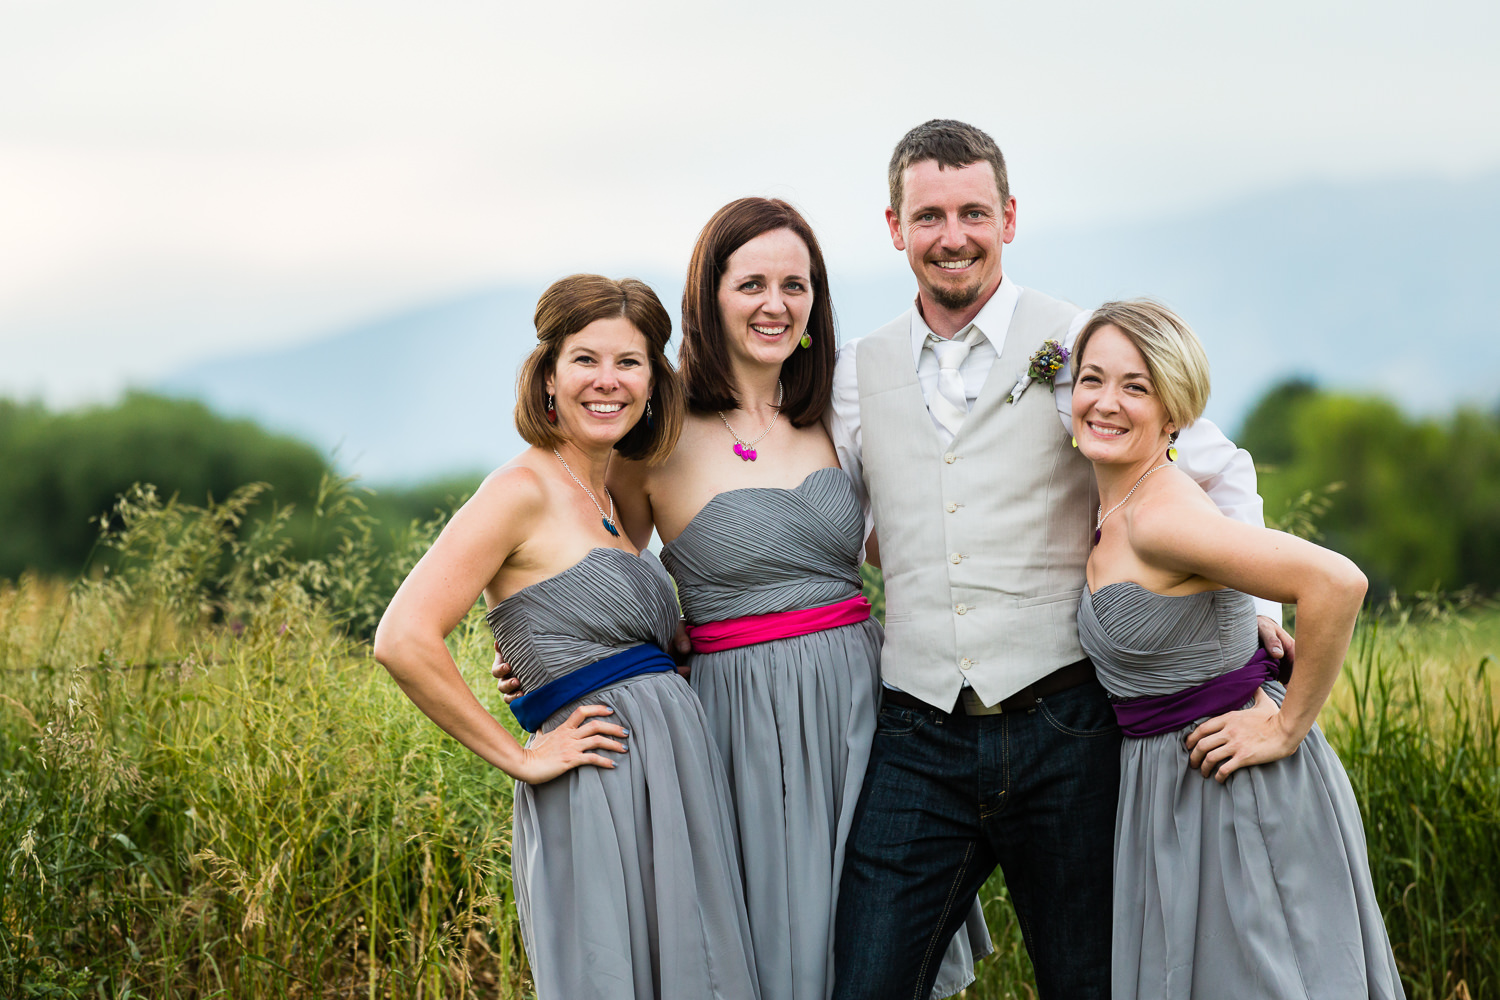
[949,552,963,564]
[943,452,957,464]
[955,603,968,615]
[945,502,958,513]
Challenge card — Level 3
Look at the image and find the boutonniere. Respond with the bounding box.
[1006,339,1070,404]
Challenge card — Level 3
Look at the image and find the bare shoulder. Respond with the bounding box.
[654,413,717,472]
[1127,468,1224,554]
[459,460,550,530]
[608,454,650,491]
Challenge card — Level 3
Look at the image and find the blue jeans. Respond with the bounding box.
[832,678,1120,1000]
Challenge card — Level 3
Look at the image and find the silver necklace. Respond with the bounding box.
[719,380,783,462]
[553,448,620,537]
[1094,462,1171,545]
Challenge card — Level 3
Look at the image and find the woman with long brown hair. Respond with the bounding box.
[612,199,989,1000]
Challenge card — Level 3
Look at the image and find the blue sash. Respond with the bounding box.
[509,642,676,733]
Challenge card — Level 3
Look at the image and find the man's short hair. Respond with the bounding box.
[888,119,1009,217]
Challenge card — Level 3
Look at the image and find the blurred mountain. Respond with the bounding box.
[156,172,1500,483]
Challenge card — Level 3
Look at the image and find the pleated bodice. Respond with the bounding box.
[484,547,680,696]
[1078,582,1259,699]
[662,466,863,623]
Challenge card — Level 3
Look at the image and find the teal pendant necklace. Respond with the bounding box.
[553,449,620,537]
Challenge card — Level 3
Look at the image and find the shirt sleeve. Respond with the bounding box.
[825,338,875,550]
[1054,310,1282,624]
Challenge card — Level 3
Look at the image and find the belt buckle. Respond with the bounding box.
[960,687,1004,716]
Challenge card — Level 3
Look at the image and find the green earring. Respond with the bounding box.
[799,332,812,349]
[1071,435,1078,448]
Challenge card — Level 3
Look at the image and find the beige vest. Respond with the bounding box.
[856,288,1096,709]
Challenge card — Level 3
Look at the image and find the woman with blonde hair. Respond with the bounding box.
[376,274,758,1000]
[1070,299,1404,999]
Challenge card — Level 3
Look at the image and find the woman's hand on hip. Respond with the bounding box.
[514,704,629,784]
[1185,688,1302,783]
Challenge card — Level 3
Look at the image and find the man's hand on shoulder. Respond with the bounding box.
[1256,616,1294,665]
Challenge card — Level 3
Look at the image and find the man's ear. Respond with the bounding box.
[1001,197,1018,245]
[885,206,906,252]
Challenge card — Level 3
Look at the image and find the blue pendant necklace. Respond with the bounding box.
[553,449,620,537]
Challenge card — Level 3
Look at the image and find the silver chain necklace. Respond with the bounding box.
[553,449,620,537]
[1094,462,1171,546]
[719,380,783,462]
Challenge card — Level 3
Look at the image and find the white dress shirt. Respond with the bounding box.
[827,275,1280,622]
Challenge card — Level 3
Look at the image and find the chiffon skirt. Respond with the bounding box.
[1113,683,1405,1000]
[514,671,760,1000]
[692,620,992,1000]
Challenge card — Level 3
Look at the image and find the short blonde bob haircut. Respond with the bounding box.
[1071,299,1211,434]
[514,274,684,464]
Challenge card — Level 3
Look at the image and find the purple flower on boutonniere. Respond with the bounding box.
[1006,339,1070,404]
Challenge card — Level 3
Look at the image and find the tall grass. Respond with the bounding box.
[2,485,1497,998]
[1331,599,1500,1000]
[1,481,526,998]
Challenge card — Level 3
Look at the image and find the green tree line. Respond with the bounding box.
[1240,379,1500,595]
[0,393,475,584]
[5,384,1500,597]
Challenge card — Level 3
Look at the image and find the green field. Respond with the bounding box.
[2,486,1496,999]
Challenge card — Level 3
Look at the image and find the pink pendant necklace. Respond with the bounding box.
[719,380,783,462]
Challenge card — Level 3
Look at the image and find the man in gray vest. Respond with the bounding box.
[825,119,1288,999]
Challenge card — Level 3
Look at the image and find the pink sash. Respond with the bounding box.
[687,595,873,653]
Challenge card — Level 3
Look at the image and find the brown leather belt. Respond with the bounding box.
[882,658,1095,716]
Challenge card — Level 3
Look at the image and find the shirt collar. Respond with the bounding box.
[909,275,1022,369]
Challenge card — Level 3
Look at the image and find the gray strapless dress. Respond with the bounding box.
[661,466,991,1000]
[1078,582,1405,1000]
[486,547,760,1000]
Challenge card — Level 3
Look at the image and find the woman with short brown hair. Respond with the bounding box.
[377,274,757,1000]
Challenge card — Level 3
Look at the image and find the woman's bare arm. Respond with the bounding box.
[1129,485,1367,781]
[374,466,629,783]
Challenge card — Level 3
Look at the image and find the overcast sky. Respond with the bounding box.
[3,0,1498,403]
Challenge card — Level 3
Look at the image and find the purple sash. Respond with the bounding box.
[1110,647,1290,738]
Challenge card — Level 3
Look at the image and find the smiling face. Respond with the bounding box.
[716,227,813,372]
[1071,324,1177,467]
[886,159,1015,330]
[544,315,653,451]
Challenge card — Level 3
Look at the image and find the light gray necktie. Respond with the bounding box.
[928,326,977,437]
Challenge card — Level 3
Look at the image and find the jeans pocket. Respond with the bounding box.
[1036,686,1119,738]
[875,704,927,736]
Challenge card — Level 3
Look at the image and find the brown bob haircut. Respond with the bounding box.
[678,197,835,427]
[514,274,684,464]
[888,119,1009,219]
